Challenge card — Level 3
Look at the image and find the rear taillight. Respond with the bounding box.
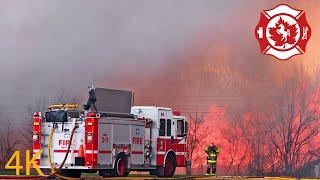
[87,132,93,143]
[33,113,42,165]
[33,132,39,142]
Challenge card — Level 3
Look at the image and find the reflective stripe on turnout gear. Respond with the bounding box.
[207,160,216,163]
[205,173,216,176]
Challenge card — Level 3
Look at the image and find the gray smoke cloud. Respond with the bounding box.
[0,0,318,123]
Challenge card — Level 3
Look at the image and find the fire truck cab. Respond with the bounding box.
[131,106,188,176]
[33,90,187,178]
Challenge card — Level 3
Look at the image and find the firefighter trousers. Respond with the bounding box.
[206,162,216,175]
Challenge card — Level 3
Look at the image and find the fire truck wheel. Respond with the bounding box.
[114,156,129,177]
[157,153,176,177]
[60,169,81,178]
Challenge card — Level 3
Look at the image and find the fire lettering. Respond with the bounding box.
[257,27,263,38]
[102,134,109,143]
[132,137,143,144]
[58,140,70,146]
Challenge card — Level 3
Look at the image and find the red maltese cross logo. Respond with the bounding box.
[255,4,311,60]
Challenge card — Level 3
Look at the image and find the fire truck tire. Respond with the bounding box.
[156,153,176,177]
[60,169,81,178]
[114,155,130,177]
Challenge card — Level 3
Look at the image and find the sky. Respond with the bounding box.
[0,1,319,124]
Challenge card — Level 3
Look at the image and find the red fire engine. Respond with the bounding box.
[32,88,188,177]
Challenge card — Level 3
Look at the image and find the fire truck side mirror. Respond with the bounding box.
[183,133,187,137]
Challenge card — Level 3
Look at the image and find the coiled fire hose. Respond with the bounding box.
[46,123,78,180]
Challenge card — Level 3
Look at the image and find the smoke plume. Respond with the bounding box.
[0,0,319,124]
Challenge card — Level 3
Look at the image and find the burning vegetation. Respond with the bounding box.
[0,1,320,178]
[181,65,320,176]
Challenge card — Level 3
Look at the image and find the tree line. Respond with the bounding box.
[186,67,320,177]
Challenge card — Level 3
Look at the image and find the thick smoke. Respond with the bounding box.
[0,1,319,123]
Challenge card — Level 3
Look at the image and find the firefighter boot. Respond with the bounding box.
[212,165,216,176]
[206,164,211,175]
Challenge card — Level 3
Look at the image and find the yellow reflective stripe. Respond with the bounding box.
[207,160,216,163]
[48,104,64,109]
[64,104,77,109]
[48,103,77,110]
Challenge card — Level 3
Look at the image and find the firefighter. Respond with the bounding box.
[83,86,98,112]
[205,142,220,176]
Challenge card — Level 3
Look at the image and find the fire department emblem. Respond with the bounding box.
[255,4,311,60]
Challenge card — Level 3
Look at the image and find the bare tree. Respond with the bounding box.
[22,97,50,151]
[0,118,21,170]
[186,112,214,175]
[221,117,244,175]
[268,76,320,176]
[222,111,272,176]
[22,90,80,151]
[219,66,320,177]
